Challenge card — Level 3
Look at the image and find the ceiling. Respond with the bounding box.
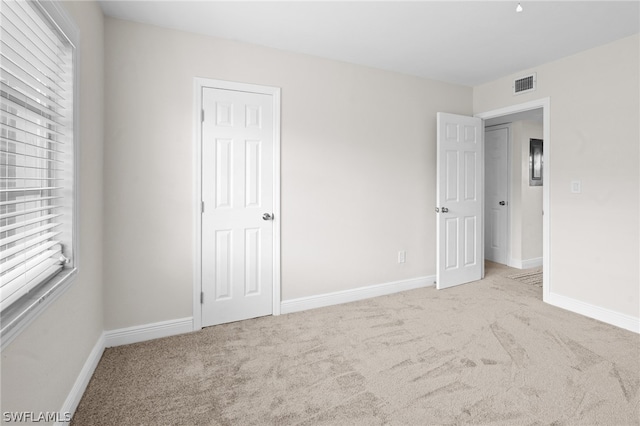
[99,1,640,87]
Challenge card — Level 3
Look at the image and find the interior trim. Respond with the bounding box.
[281,276,435,315]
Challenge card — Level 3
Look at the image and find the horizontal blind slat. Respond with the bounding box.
[0,196,62,208]
[0,25,66,89]
[1,249,61,285]
[0,222,61,247]
[0,205,62,221]
[0,149,63,164]
[0,39,66,94]
[0,188,63,195]
[1,68,66,112]
[0,54,64,103]
[0,178,64,183]
[0,213,62,234]
[2,4,67,66]
[15,1,69,55]
[1,82,65,120]
[0,167,64,176]
[0,258,62,310]
[2,99,66,136]
[0,241,60,275]
[0,26,67,84]
[0,123,65,147]
[0,10,64,78]
[0,148,63,163]
[1,136,66,154]
[0,231,61,260]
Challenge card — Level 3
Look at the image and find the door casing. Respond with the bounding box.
[193,78,281,331]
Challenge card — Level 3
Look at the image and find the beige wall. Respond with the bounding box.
[0,0,104,420]
[475,34,640,318]
[518,121,543,262]
[509,120,543,264]
[103,17,472,329]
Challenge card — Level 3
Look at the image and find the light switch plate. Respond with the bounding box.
[571,180,582,194]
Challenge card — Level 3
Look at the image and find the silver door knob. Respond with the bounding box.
[441,207,449,213]
[499,201,506,206]
[262,213,274,221]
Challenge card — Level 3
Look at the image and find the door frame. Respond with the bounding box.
[476,97,550,302]
[484,123,511,267]
[192,78,281,331]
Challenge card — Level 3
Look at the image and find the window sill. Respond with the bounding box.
[1,267,78,351]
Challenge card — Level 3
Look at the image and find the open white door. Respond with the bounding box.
[484,126,509,265]
[436,113,483,289]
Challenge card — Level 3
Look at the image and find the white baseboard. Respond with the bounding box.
[545,292,639,334]
[522,257,543,269]
[508,257,543,269]
[57,317,194,423]
[281,276,435,315]
[55,332,105,426]
[104,317,194,347]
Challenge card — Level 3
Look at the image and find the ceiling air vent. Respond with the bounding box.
[513,73,536,95]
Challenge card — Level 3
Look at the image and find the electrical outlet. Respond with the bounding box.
[398,251,406,263]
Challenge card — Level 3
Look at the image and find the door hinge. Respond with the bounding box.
[201,201,205,213]
[200,292,204,304]
[201,109,205,122]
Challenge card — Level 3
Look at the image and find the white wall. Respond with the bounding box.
[509,120,543,265]
[0,0,104,420]
[103,17,472,330]
[474,34,640,319]
[517,121,543,262]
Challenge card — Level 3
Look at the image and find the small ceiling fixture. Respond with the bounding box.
[516,3,523,12]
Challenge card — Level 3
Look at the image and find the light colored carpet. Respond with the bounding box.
[506,269,543,287]
[72,264,639,425]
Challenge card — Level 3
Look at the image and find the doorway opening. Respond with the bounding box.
[476,99,550,302]
[484,109,543,269]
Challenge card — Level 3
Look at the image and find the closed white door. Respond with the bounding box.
[201,87,274,326]
[484,126,509,265]
[436,113,483,289]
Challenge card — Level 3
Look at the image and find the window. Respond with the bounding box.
[1,0,78,346]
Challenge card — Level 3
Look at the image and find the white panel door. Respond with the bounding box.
[436,113,483,289]
[202,87,274,326]
[484,127,509,265]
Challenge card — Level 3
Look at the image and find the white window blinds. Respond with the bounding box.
[1,0,74,314]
